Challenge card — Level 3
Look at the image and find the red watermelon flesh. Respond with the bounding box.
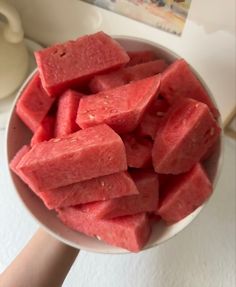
[160,59,219,118]
[16,73,54,132]
[127,60,167,81]
[158,163,213,223]
[37,172,138,209]
[77,75,160,134]
[152,98,221,174]
[138,99,169,140]
[122,134,153,168]
[10,145,30,176]
[35,32,129,96]
[89,59,167,93]
[31,116,55,146]
[17,124,127,190]
[126,50,157,67]
[57,207,151,252]
[54,90,81,137]
[9,145,37,191]
[81,169,159,219]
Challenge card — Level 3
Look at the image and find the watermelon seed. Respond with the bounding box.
[96,236,101,240]
[100,181,105,187]
[210,128,215,136]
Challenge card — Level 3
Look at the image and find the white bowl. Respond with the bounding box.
[6,36,222,253]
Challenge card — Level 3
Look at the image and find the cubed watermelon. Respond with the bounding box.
[89,59,167,93]
[152,98,221,174]
[17,124,127,190]
[9,145,36,191]
[57,208,151,252]
[16,73,54,131]
[77,75,160,134]
[31,116,55,146]
[158,164,213,223]
[35,32,129,96]
[138,99,169,140]
[81,170,159,219]
[54,90,81,137]
[160,59,219,118]
[36,172,139,209]
[122,134,152,168]
[126,50,156,66]
[10,145,30,176]
[124,60,167,81]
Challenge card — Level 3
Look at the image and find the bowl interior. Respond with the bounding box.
[6,37,222,254]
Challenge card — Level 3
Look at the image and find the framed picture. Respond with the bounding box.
[81,0,192,35]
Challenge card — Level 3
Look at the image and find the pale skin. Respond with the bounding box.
[0,228,79,287]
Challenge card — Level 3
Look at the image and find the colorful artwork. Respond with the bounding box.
[81,0,192,35]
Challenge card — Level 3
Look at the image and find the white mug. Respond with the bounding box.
[0,0,29,99]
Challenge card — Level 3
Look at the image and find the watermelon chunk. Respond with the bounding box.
[89,59,167,93]
[158,164,213,223]
[31,116,55,146]
[10,145,30,176]
[160,59,219,118]
[57,208,151,252]
[54,90,81,137]
[16,73,54,131]
[77,75,160,134]
[35,32,129,96]
[81,170,159,219]
[122,134,152,168]
[126,50,156,67]
[152,98,221,174]
[9,145,37,191]
[138,99,169,140]
[17,124,127,190]
[36,172,139,209]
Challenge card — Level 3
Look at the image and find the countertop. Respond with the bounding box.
[0,0,235,286]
